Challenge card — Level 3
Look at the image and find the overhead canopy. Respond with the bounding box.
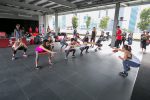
[0,0,149,16]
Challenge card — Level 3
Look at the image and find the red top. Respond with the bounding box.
[116,28,122,40]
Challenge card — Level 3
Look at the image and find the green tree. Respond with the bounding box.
[137,8,150,31]
[85,16,91,30]
[99,16,110,30]
[72,15,78,29]
[122,28,132,33]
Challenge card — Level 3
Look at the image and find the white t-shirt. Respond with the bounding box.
[129,55,141,64]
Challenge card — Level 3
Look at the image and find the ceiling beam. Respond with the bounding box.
[25,0,35,3]
[58,0,150,15]
[0,0,54,13]
[126,0,150,6]
[34,0,47,6]
[0,13,38,20]
[0,5,42,15]
[50,4,62,9]
[58,5,116,15]
[42,2,55,8]
[47,0,77,8]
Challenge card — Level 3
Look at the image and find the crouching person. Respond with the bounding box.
[115,45,141,77]
[12,38,28,60]
[64,38,77,59]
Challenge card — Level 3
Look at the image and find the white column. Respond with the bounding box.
[38,15,43,34]
[38,15,46,34]
[55,12,58,35]
[47,15,54,30]
[43,15,47,34]
[111,3,120,47]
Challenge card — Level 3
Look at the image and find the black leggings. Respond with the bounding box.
[141,41,146,49]
[13,46,27,55]
[80,46,89,54]
[90,38,95,43]
[65,49,76,57]
[115,40,122,48]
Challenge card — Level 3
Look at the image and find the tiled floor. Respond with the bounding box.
[0,40,146,100]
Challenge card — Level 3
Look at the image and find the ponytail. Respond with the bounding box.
[42,39,48,48]
[128,46,132,52]
[123,45,132,52]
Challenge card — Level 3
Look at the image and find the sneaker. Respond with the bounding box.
[119,72,128,77]
[64,56,68,60]
[23,54,28,57]
[12,56,15,61]
[98,48,101,50]
[35,66,40,70]
[86,51,89,53]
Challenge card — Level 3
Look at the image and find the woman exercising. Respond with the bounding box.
[60,34,68,51]
[35,39,56,69]
[90,27,97,47]
[64,38,78,59]
[12,38,28,60]
[95,32,105,52]
[74,33,82,45]
[114,45,140,77]
[48,36,54,51]
[80,32,90,55]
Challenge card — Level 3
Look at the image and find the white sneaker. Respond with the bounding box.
[65,56,68,59]
[12,57,15,61]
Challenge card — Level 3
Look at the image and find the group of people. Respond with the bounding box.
[14,24,39,39]
[11,27,106,69]
[11,25,145,78]
[114,26,134,48]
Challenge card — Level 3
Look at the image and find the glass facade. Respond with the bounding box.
[55,5,149,33]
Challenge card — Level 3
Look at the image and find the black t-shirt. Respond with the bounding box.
[141,34,147,43]
[83,36,89,42]
[91,31,96,38]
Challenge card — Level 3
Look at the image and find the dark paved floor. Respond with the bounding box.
[131,53,150,100]
[0,43,139,100]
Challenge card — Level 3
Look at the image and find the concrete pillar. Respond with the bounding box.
[74,12,77,16]
[38,15,47,35]
[111,3,120,47]
[55,12,58,35]
[38,15,43,34]
[43,15,47,34]
[106,9,108,16]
